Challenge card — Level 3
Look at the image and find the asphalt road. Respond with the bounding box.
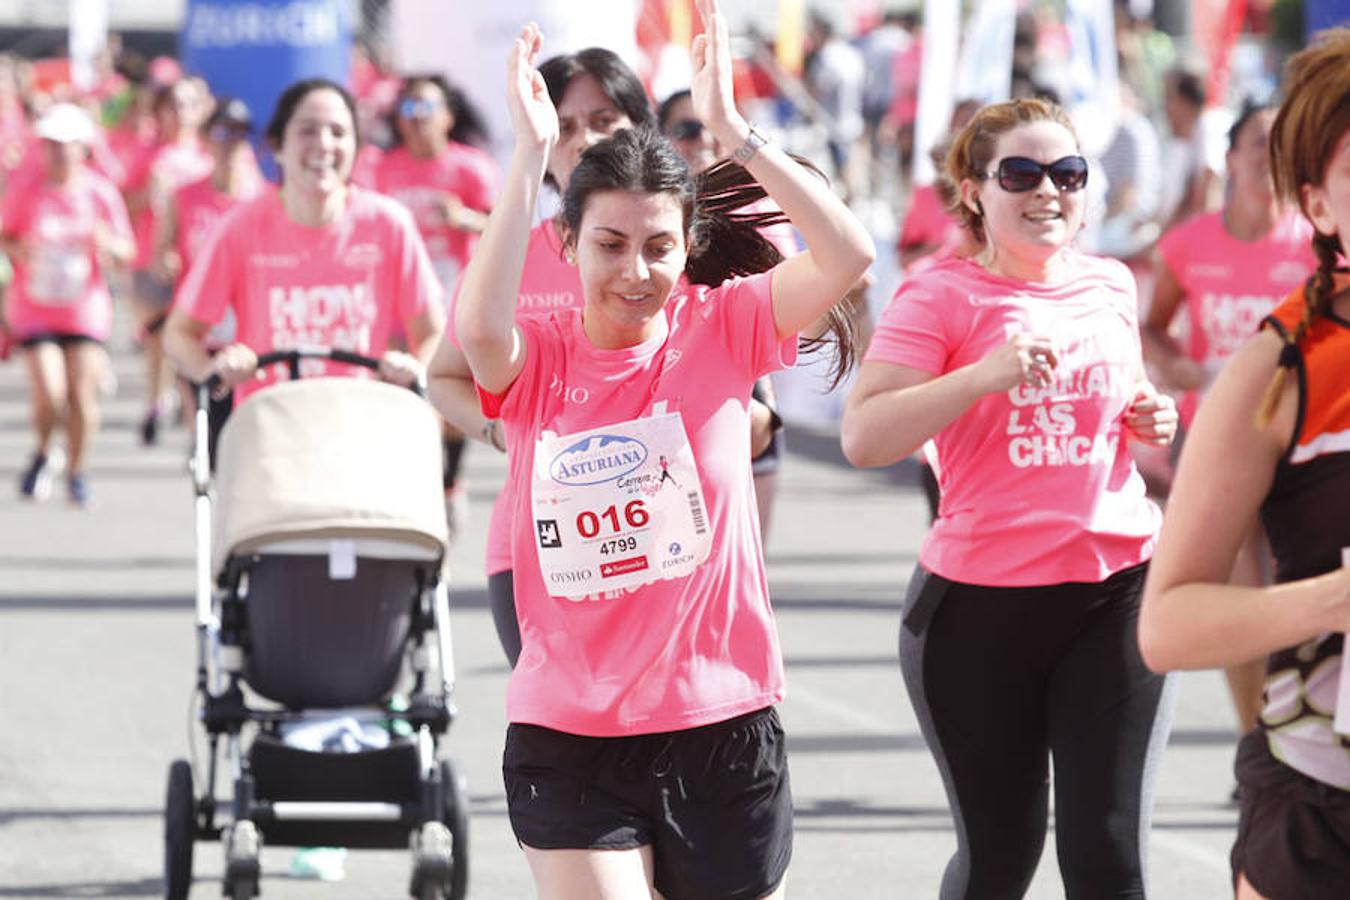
[0,325,1242,899]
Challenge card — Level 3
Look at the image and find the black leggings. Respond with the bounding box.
[899,563,1174,900]
[488,570,521,668]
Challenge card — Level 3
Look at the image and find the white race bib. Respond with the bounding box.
[531,405,711,599]
[27,243,90,305]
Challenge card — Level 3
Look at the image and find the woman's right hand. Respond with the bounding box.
[506,23,558,154]
[205,342,258,395]
[974,332,1059,395]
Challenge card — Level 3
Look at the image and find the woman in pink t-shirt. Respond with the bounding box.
[428,45,658,665]
[4,104,134,506]
[455,6,873,897]
[123,76,213,445]
[377,74,500,541]
[163,78,444,405]
[843,99,1179,897]
[1143,102,1318,769]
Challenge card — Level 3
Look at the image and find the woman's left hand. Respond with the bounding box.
[689,0,746,144]
[378,349,424,388]
[1125,387,1178,447]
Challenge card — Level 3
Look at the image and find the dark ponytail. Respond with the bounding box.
[562,128,857,386]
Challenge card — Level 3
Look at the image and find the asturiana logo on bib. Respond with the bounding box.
[550,435,648,486]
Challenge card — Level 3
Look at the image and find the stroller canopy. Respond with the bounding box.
[212,378,450,574]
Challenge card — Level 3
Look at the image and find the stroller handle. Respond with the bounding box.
[253,348,426,396]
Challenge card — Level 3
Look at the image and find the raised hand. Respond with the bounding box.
[505,23,558,152]
[689,0,747,145]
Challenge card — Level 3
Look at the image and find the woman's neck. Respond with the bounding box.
[1223,195,1280,241]
[280,183,347,228]
[977,244,1072,285]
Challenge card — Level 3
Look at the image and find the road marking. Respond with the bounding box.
[785,678,902,735]
[1149,831,1231,872]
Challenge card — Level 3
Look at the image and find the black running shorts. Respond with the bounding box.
[503,706,792,900]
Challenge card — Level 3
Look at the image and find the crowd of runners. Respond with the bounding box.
[0,1,1346,897]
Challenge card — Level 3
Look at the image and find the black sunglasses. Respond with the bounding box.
[986,155,1089,193]
[667,119,705,141]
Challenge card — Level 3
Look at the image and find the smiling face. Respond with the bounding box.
[1302,127,1350,257]
[548,74,632,195]
[569,188,686,348]
[276,87,356,197]
[961,119,1085,268]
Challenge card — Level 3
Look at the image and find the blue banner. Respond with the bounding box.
[181,0,352,179]
[1306,0,1350,35]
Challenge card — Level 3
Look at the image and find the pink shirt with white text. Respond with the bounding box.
[867,255,1160,587]
[175,186,440,402]
[481,271,796,736]
[1156,209,1314,425]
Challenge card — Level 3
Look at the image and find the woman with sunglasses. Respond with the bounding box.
[1140,29,1350,899]
[1141,101,1315,782]
[376,75,500,535]
[842,99,1178,898]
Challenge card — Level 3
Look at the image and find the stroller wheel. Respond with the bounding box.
[224,820,261,899]
[440,759,469,900]
[164,759,195,900]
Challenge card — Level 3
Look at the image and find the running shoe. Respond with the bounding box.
[18,453,51,500]
[140,410,160,446]
[289,846,346,881]
[67,473,90,508]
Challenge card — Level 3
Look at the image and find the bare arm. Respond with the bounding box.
[1139,331,1350,671]
[427,338,503,448]
[841,331,1059,468]
[454,24,554,395]
[690,0,875,339]
[1140,259,1204,391]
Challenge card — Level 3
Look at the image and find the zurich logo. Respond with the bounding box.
[550,434,648,486]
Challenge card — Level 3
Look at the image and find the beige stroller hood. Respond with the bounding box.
[212,378,449,574]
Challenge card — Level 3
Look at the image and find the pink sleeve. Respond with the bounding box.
[461,150,499,211]
[1154,219,1188,277]
[0,187,29,237]
[478,316,548,421]
[175,206,240,326]
[387,204,442,323]
[864,275,958,375]
[706,271,798,378]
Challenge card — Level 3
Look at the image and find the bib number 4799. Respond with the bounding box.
[576,499,650,538]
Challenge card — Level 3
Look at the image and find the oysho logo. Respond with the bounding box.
[186,3,343,48]
[550,434,648,486]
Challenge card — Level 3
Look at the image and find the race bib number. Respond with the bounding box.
[27,243,90,305]
[531,408,711,599]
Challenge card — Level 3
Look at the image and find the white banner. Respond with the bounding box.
[1064,0,1120,157]
[954,0,1016,108]
[391,0,641,164]
[911,0,959,186]
[69,0,109,92]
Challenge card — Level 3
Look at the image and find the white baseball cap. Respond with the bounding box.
[35,103,96,145]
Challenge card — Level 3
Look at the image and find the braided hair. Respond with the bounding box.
[1256,27,1350,427]
[561,127,857,386]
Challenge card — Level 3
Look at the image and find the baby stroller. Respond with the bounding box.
[163,349,468,900]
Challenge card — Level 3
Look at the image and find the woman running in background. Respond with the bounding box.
[4,103,134,506]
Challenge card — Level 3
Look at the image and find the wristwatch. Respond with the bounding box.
[731,125,768,165]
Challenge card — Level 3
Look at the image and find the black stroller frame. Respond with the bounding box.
[164,349,468,900]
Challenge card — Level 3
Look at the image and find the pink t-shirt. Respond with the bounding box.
[175,186,441,403]
[1156,209,1315,425]
[125,138,214,269]
[899,183,961,255]
[867,254,1160,587]
[375,143,499,290]
[1,170,132,342]
[173,172,265,278]
[480,271,796,736]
